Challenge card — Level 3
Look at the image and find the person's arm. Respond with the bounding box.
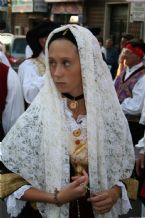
[21,170,89,204]
[121,75,145,115]
[5,170,88,217]
[87,185,121,214]
[2,68,24,134]
[18,61,45,104]
[0,51,11,66]
[87,182,131,215]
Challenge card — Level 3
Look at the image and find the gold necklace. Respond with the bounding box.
[63,93,84,111]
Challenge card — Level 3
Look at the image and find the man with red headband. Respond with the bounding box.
[114,41,145,217]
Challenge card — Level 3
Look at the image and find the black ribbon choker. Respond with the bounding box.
[62,93,84,100]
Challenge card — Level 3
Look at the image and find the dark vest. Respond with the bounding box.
[115,66,145,145]
[115,65,145,104]
[0,62,9,141]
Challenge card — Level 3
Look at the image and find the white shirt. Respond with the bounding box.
[18,52,45,104]
[2,67,24,134]
[25,45,33,59]
[120,62,145,115]
[0,51,11,67]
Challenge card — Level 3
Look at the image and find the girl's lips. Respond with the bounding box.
[55,82,66,88]
[56,82,65,84]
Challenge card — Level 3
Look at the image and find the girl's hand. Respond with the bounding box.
[58,170,89,204]
[87,185,121,214]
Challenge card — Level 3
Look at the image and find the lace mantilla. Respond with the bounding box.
[2,25,135,218]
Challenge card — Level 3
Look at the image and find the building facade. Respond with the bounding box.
[2,0,145,45]
[84,0,145,45]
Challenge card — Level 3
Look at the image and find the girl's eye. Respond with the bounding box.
[63,61,71,67]
[49,60,56,67]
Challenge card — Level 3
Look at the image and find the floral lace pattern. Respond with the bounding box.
[2,25,135,218]
[6,110,131,217]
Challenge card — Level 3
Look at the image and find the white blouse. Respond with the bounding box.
[0,51,11,67]
[135,136,145,160]
[5,99,131,217]
[18,52,45,104]
[2,67,24,134]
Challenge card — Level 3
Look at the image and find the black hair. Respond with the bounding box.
[48,29,78,48]
[26,21,60,58]
[121,33,134,41]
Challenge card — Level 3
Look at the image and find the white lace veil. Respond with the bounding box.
[1,25,135,218]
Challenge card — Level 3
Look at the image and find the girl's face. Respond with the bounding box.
[48,39,83,96]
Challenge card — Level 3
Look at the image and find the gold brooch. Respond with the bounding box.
[73,129,81,137]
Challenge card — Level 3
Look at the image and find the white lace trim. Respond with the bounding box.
[6,185,31,217]
[115,181,132,215]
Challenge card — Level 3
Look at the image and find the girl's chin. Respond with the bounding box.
[57,87,69,93]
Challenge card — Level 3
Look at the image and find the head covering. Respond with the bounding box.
[1,25,134,218]
[125,42,145,59]
[48,28,78,47]
[26,21,60,58]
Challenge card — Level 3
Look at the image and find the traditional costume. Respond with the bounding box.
[1,25,134,218]
[18,21,60,105]
[114,43,145,145]
[18,52,45,104]
[114,42,145,217]
[0,51,11,67]
[0,62,24,134]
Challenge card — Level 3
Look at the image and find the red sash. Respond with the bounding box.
[0,62,9,115]
[140,180,145,198]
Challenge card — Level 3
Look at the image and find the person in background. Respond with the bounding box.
[116,33,134,77]
[0,61,24,218]
[18,21,60,107]
[1,24,134,218]
[135,95,145,217]
[97,36,106,61]
[0,41,6,52]
[114,41,145,217]
[0,19,22,218]
[135,100,145,217]
[25,44,33,59]
[115,41,145,146]
[120,33,134,50]
[102,38,119,79]
[0,62,24,135]
[0,50,11,67]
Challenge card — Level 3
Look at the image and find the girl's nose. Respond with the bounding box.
[53,64,63,77]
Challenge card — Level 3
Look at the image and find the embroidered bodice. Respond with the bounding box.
[63,99,88,175]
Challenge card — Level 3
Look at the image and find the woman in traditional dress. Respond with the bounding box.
[1,24,134,218]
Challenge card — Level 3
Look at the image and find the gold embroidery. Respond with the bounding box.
[32,57,46,76]
[70,128,88,176]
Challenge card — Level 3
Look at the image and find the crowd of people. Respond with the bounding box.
[0,20,145,218]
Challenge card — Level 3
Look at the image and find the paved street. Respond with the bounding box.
[0,200,10,218]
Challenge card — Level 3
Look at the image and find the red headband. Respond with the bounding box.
[125,43,144,58]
